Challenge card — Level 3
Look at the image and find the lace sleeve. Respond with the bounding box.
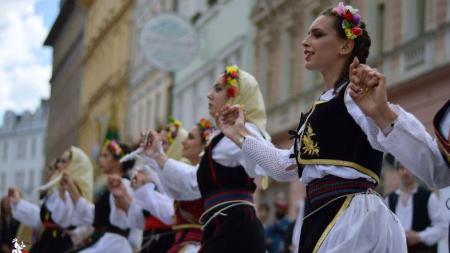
[241,136,298,182]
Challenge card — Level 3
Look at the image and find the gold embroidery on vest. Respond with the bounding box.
[301,124,319,156]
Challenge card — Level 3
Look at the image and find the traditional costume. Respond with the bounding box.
[240,83,407,252]
[153,68,268,253]
[387,186,447,253]
[11,146,94,253]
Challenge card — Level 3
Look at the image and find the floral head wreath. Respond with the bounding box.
[103,139,123,158]
[223,65,240,98]
[333,2,363,40]
[167,116,182,146]
[197,118,214,144]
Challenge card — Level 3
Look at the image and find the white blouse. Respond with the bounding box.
[126,182,174,229]
[11,191,73,230]
[241,87,385,185]
[155,123,266,201]
[377,104,450,189]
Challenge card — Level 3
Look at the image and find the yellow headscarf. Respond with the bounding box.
[166,127,188,161]
[66,146,94,202]
[38,146,94,202]
[227,69,271,141]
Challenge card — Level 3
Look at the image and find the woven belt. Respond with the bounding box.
[307,175,375,204]
[204,190,253,210]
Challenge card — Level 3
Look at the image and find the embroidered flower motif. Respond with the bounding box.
[301,124,319,156]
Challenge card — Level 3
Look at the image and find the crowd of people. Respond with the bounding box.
[1,2,449,253]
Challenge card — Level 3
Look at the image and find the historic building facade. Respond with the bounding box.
[44,0,86,162]
[0,101,49,202]
[78,0,134,159]
[126,0,175,142]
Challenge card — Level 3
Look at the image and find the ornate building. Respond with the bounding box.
[126,0,175,142]
[78,0,134,160]
[44,0,86,162]
[0,100,49,202]
[172,0,257,128]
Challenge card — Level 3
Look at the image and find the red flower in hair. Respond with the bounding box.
[227,86,236,97]
[344,10,353,21]
[352,27,362,36]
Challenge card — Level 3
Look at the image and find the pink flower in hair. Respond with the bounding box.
[334,2,346,16]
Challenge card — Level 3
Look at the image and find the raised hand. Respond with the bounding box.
[131,170,148,190]
[139,130,163,158]
[107,174,131,212]
[348,58,398,130]
[60,172,81,203]
[219,104,250,146]
[8,187,22,205]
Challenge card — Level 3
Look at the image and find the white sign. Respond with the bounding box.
[140,13,197,72]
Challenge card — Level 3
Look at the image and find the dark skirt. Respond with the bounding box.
[298,196,347,253]
[140,229,174,253]
[29,228,73,253]
[199,205,265,253]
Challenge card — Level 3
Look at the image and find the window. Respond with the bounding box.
[2,141,8,161]
[16,140,26,160]
[29,170,35,191]
[259,41,271,100]
[280,27,295,101]
[146,99,151,130]
[31,137,37,158]
[138,105,144,132]
[15,171,24,187]
[1,173,5,192]
[403,0,426,41]
[376,3,385,54]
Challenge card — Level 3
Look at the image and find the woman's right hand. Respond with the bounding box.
[60,172,80,203]
[139,130,162,158]
[8,187,22,205]
[219,104,250,146]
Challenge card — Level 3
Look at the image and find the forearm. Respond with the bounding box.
[241,136,297,182]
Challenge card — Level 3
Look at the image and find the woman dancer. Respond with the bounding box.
[219,3,407,252]
[141,66,269,252]
[9,147,94,253]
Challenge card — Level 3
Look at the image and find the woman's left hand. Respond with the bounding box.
[348,58,398,129]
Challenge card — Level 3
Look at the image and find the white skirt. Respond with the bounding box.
[79,233,132,253]
[316,193,407,253]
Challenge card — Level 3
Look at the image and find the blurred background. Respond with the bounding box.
[1,0,450,252]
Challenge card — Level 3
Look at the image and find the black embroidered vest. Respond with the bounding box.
[196,133,256,198]
[433,99,450,167]
[93,187,129,237]
[293,84,383,183]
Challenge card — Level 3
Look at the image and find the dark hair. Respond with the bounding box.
[320,7,372,90]
[116,142,135,173]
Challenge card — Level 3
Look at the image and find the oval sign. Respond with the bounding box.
[140,13,197,72]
